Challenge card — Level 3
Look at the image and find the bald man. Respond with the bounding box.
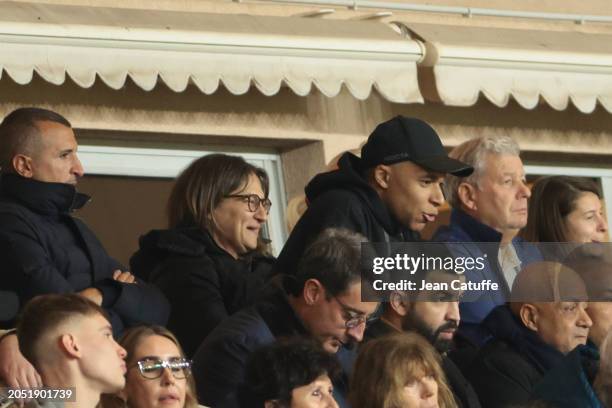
[465,262,592,408]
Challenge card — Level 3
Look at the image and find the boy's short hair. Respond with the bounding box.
[17,294,107,366]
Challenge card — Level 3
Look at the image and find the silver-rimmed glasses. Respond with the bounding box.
[131,357,192,380]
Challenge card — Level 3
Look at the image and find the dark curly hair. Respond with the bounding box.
[239,337,341,407]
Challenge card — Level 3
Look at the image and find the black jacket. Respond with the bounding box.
[466,306,565,408]
[275,153,418,274]
[0,174,170,334]
[364,319,482,408]
[130,226,275,357]
[192,283,354,408]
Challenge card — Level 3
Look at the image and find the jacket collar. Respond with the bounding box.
[0,173,90,215]
[451,208,503,243]
[256,281,309,339]
[339,153,402,236]
[305,152,416,239]
[483,305,565,373]
[139,224,265,262]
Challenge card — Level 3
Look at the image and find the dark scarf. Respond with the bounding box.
[483,305,565,373]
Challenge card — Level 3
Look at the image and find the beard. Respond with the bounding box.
[401,313,458,354]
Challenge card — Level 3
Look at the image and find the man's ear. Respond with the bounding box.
[12,154,34,178]
[457,182,477,211]
[372,165,391,190]
[519,304,539,332]
[303,278,325,306]
[59,333,81,359]
[389,291,410,317]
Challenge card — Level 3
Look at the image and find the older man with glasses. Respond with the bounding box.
[192,228,379,408]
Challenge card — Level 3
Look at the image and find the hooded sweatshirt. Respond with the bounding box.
[274,152,418,275]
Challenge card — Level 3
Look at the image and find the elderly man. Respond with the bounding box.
[364,244,481,408]
[564,247,612,348]
[433,135,540,345]
[0,107,169,391]
[193,228,379,408]
[466,261,592,407]
[527,247,612,406]
[275,116,473,275]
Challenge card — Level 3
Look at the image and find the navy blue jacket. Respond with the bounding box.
[433,208,541,345]
[275,153,418,275]
[531,344,603,408]
[0,174,170,334]
[466,306,565,408]
[192,284,354,408]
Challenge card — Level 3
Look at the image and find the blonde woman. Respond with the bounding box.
[101,326,204,408]
[350,332,457,408]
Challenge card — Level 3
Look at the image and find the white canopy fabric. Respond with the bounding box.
[0,1,424,103]
[399,22,612,113]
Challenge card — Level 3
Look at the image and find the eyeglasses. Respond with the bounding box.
[131,357,192,380]
[332,296,378,329]
[226,194,272,214]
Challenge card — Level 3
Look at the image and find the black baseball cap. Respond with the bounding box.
[360,116,473,177]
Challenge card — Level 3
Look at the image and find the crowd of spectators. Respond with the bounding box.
[0,107,611,408]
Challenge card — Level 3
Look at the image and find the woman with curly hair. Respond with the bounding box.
[240,338,341,408]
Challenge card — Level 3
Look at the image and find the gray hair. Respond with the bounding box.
[443,135,521,209]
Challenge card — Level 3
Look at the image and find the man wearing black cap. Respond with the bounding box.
[275,116,473,275]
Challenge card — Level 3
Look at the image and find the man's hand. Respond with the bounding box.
[77,287,103,305]
[0,333,42,390]
[112,270,136,284]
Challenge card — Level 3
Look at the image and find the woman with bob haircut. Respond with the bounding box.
[130,154,275,356]
[350,332,457,408]
[239,338,341,408]
[100,325,204,408]
[523,176,607,244]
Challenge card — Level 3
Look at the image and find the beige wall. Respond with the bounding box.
[77,175,173,267]
[10,0,612,17]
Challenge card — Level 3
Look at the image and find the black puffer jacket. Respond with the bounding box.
[275,152,418,275]
[130,225,275,357]
[0,174,170,334]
